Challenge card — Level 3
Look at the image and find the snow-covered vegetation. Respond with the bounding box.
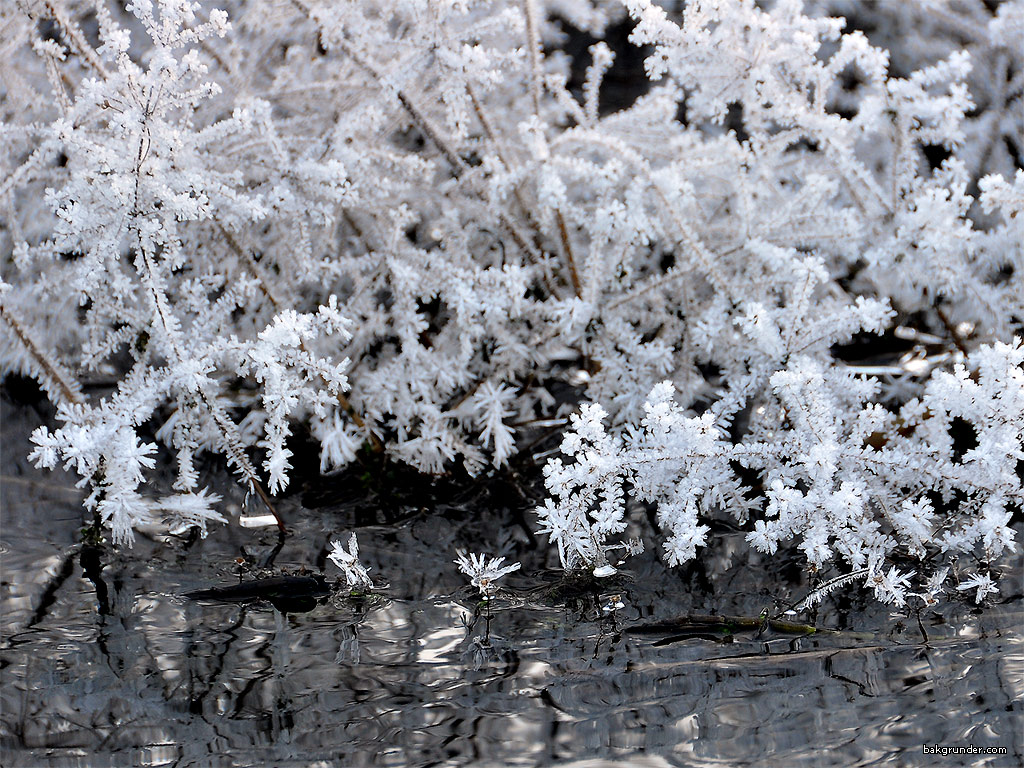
[2,0,1021,605]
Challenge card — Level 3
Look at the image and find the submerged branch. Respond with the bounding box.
[626,613,876,642]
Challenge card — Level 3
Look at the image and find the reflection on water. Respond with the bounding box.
[2,408,1022,767]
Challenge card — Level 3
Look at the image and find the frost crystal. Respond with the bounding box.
[328,533,373,589]
[455,551,521,595]
[957,572,1000,605]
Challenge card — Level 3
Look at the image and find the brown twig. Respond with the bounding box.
[521,0,543,116]
[554,209,582,297]
[466,83,554,290]
[0,301,84,406]
[934,304,970,357]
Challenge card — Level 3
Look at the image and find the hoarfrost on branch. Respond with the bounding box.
[2,0,1021,603]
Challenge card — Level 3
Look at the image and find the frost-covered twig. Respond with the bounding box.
[0,297,83,406]
[777,568,870,618]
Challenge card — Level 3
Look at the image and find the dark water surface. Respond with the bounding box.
[2,400,1022,767]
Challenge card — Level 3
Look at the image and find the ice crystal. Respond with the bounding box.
[957,572,1000,605]
[328,533,373,589]
[455,551,521,595]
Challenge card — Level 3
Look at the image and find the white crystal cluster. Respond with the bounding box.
[2,0,1020,602]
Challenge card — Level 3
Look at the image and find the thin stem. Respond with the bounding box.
[198,386,285,532]
[773,568,870,619]
[519,1,582,297]
[293,0,549,279]
[934,304,970,357]
[466,83,550,281]
[247,474,287,534]
[465,86,532,219]
[132,188,284,528]
[0,141,58,203]
[0,301,83,406]
[521,0,543,116]
[554,209,582,297]
[38,0,110,80]
[219,225,282,308]
[299,10,467,175]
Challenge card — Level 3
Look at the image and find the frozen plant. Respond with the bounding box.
[328,533,373,590]
[957,572,1000,605]
[538,382,747,570]
[0,0,1021,605]
[541,340,1021,604]
[455,551,521,596]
